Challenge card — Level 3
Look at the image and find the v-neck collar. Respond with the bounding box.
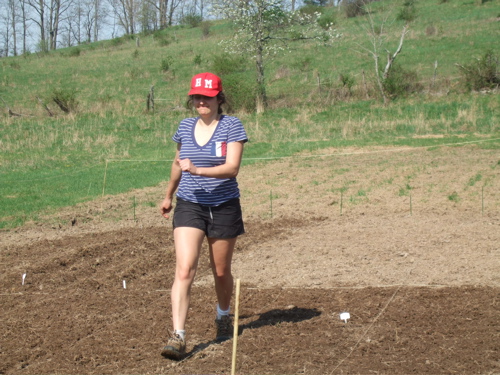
[192,115,224,148]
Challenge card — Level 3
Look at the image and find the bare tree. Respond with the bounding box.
[93,0,105,41]
[167,0,183,25]
[0,0,10,56]
[158,0,168,28]
[109,0,141,34]
[66,0,86,45]
[356,4,409,104]
[27,0,47,51]
[48,0,73,50]
[0,0,14,56]
[19,0,29,53]
[139,0,157,31]
[8,0,19,55]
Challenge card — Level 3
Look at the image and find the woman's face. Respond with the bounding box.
[192,94,220,117]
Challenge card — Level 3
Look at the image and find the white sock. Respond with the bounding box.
[216,304,230,320]
[174,329,185,340]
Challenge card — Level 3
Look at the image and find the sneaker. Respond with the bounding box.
[161,333,186,360]
[215,315,233,342]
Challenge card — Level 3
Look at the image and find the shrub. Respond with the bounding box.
[383,63,422,98]
[108,35,132,47]
[339,72,355,91]
[211,54,248,75]
[161,56,173,72]
[220,74,257,113]
[426,24,438,36]
[292,56,313,72]
[457,50,500,91]
[65,47,81,57]
[181,14,203,28]
[9,61,21,70]
[341,0,367,18]
[193,54,202,66]
[153,31,172,47]
[299,4,324,17]
[36,39,49,53]
[397,0,418,22]
[200,21,212,38]
[129,67,142,79]
[51,88,78,113]
[318,12,336,29]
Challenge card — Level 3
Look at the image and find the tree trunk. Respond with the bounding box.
[28,0,47,51]
[255,4,267,114]
[50,0,61,50]
[372,50,388,105]
[9,0,18,56]
[382,24,408,80]
[21,0,28,54]
[93,0,99,41]
[255,41,267,112]
[126,0,135,34]
[159,0,168,29]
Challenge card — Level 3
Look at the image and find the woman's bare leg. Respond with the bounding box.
[208,237,237,311]
[171,227,205,330]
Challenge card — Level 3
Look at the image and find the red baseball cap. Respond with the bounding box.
[188,72,222,97]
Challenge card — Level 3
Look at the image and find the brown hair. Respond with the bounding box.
[187,92,226,114]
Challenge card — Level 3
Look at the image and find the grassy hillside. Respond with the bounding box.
[0,0,499,228]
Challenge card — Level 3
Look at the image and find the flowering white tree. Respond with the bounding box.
[212,0,340,113]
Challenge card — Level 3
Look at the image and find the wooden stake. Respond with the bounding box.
[410,190,412,216]
[231,279,241,375]
[270,190,273,218]
[102,160,109,197]
[482,186,484,215]
[340,190,343,216]
[133,196,136,221]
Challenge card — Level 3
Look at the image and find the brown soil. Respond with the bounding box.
[1,145,499,374]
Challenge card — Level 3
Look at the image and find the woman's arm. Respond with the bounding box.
[160,144,182,218]
[177,141,245,179]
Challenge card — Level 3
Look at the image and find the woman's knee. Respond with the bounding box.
[212,265,232,280]
[175,265,197,282]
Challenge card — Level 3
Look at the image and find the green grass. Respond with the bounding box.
[0,0,499,228]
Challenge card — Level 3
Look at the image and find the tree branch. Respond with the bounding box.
[383,24,409,79]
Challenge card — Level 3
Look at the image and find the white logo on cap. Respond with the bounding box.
[194,78,213,88]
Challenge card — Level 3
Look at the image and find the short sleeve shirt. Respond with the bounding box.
[172,115,248,206]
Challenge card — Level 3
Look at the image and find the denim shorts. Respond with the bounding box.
[173,197,245,239]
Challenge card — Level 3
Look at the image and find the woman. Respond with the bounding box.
[160,72,248,360]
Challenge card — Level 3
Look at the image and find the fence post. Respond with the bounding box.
[431,60,438,91]
[150,85,154,113]
[147,85,155,112]
[362,70,368,99]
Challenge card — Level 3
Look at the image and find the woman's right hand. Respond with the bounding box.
[160,197,173,219]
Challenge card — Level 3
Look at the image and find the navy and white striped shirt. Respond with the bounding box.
[172,115,248,206]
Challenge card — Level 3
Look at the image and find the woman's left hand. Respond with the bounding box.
[177,158,199,175]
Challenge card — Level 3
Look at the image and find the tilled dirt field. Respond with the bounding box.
[1,145,499,374]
